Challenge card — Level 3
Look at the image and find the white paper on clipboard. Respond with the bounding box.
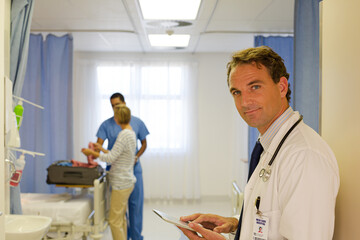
[153,209,196,232]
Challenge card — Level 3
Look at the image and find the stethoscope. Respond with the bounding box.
[259,115,303,182]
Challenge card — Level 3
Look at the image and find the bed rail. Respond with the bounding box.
[42,174,109,240]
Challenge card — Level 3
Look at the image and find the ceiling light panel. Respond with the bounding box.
[148,34,190,47]
[139,0,201,20]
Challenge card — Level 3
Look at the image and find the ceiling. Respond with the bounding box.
[30,0,294,53]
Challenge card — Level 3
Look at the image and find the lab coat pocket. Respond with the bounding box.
[262,210,284,240]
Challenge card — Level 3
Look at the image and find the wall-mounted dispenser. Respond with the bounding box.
[9,154,25,187]
[5,78,20,148]
[6,112,21,148]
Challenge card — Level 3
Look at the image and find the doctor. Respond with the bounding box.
[179,46,340,240]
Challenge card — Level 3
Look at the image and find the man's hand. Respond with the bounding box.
[178,213,238,240]
[178,222,226,240]
[93,142,103,152]
[181,213,238,233]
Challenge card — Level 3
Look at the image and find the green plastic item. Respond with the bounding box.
[14,100,24,130]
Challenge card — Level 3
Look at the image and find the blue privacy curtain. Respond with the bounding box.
[10,0,34,96]
[249,36,294,159]
[294,0,322,133]
[20,34,74,193]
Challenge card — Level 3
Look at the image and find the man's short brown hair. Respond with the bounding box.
[227,46,291,102]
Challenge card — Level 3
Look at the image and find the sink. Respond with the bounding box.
[5,214,52,240]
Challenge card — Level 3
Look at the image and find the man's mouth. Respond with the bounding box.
[244,107,260,115]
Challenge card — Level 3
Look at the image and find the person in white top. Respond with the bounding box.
[82,104,136,240]
[179,46,340,240]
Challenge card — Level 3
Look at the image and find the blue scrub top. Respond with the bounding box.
[96,115,149,152]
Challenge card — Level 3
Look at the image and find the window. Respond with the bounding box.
[97,63,187,151]
[74,57,199,199]
[97,66,131,119]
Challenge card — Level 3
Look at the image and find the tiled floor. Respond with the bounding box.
[100,197,232,240]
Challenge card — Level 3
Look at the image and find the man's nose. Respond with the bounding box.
[240,91,252,107]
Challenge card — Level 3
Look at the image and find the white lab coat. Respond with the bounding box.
[240,112,340,240]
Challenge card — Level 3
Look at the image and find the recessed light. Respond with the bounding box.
[148,34,190,47]
[147,20,193,29]
[139,0,201,20]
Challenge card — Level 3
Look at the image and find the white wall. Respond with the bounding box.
[74,52,249,199]
[196,53,248,197]
[321,0,360,238]
[0,0,11,238]
[0,0,6,237]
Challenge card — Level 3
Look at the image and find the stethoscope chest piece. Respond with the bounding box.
[259,168,271,182]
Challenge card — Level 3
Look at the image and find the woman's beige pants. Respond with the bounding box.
[109,186,134,240]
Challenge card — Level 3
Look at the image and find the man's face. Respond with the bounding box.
[229,62,288,134]
[110,97,125,114]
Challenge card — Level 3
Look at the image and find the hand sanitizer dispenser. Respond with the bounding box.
[10,154,26,187]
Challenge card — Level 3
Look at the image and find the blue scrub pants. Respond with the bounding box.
[127,161,144,240]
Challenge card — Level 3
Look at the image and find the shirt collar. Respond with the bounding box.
[259,107,294,151]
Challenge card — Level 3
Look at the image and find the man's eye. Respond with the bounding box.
[232,90,240,96]
[251,85,260,90]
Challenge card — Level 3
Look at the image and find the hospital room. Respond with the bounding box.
[0,0,359,239]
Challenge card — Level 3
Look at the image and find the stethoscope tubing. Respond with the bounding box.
[259,115,303,181]
[268,115,303,166]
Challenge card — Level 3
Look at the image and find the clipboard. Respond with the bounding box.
[152,209,196,231]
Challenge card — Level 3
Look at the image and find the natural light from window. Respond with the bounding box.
[97,64,186,151]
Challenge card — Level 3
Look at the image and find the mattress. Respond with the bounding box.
[21,192,93,225]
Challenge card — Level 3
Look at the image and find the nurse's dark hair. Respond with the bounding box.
[110,92,125,102]
[114,104,131,124]
[226,46,291,102]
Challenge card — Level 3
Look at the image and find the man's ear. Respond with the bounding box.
[278,77,288,98]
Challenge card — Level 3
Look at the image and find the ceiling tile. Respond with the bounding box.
[30,0,294,52]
